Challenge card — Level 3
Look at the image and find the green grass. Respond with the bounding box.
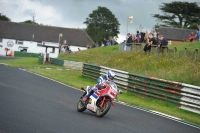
[29,69,95,89]
[0,57,65,69]
[118,92,200,125]
[58,42,200,86]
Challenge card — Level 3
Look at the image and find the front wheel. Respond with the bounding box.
[96,100,111,117]
[77,100,86,112]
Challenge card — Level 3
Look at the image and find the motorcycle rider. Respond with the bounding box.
[82,70,116,102]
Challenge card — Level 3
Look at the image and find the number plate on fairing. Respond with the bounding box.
[88,98,92,104]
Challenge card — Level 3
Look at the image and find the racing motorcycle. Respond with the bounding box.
[77,81,121,117]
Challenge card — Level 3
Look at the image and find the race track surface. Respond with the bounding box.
[0,64,199,133]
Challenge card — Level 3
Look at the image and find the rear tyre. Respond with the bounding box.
[77,100,86,112]
[96,100,111,117]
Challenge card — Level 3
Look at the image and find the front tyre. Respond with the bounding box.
[77,100,86,112]
[96,100,111,117]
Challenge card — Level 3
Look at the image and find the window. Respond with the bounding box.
[51,48,55,53]
[37,42,42,46]
[0,38,2,43]
[20,48,27,52]
[18,46,28,52]
[16,40,23,45]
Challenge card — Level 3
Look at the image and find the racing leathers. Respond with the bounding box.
[83,74,114,101]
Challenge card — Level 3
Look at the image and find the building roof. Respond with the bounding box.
[0,20,94,47]
[158,27,197,41]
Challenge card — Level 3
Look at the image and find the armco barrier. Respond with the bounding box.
[14,51,40,57]
[50,58,64,66]
[82,63,200,114]
[38,57,43,64]
[82,64,101,80]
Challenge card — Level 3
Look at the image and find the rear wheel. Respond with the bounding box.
[96,100,111,117]
[77,100,86,112]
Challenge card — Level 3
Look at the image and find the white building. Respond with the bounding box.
[0,21,94,58]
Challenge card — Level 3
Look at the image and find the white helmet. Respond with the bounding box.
[107,70,115,80]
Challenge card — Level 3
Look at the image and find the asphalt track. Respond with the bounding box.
[0,64,199,133]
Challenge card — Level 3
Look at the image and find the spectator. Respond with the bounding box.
[158,35,168,53]
[132,35,137,43]
[143,34,153,52]
[140,32,145,43]
[101,41,105,47]
[59,44,61,54]
[103,38,107,46]
[110,37,115,45]
[195,29,200,41]
[189,32,195,42]
[153,30,157,39]
[124,33,132,51]
[136,31,141,43]
[144,31,149,42]
[159,35,168,47]
[66,44,70,53]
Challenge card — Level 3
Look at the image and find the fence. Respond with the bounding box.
[49,58,64,66]
[119,43,200,60]
[38,57,83,69]
[14,51,40,58]
[82,63,200,114]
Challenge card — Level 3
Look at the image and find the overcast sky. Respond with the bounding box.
[0,0,199,43]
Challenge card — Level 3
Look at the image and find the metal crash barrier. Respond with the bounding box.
[82,63,200,114]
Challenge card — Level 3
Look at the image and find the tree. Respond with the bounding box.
[84,6,120,45]
[22,13,38,25]
[0,13,11,21]
[22,20,38,25]
[152,1,200,28]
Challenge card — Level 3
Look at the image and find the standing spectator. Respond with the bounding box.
[66,44,70,53]
[59,44,61,54]
[103,38,107,46]
[153,30,157,39]
[136,31,141,43]
[195,29,200,41]
[158,35,168,47]
[140,32,145,43]
[101,41,105,47]
[158,35,168,53]
[144,31,149,42]
[143,34,153,52]
[132,35,137,43]
[124,33,132,51]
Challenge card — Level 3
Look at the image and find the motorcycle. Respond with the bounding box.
[77,81,122,117]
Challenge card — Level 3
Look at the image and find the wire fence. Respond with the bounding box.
[119,43,200,61]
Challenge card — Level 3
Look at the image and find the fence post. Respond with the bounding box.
[166,47,169,57]
[174,47,177,57]
[184,48,187,56]
[194,49,198,61]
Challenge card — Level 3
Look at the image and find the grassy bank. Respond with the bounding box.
[0,57,200,125]
[59,42,200,86]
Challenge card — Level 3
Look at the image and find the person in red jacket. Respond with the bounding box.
[189,32,195,42]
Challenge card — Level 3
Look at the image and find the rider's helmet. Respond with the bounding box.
[107,70,115,80]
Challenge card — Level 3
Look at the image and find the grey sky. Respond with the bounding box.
[0,0,199,42]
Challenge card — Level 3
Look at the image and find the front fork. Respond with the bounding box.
[99,97,114,108]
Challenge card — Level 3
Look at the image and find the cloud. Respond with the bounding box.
[0,0,62,26]
[0,0,199,43]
